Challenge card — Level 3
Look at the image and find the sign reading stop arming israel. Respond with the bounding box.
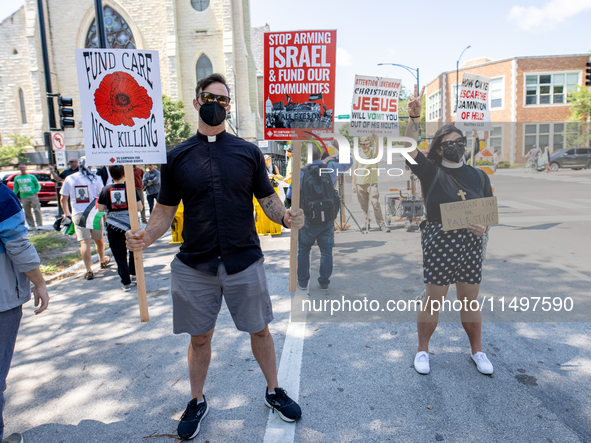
[455,72,493,131]
[264,30,336,141]
[75,49,166,167]
[350,75,401,136]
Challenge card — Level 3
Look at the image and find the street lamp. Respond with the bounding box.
[455,45,471,112]
[377,63,419,93]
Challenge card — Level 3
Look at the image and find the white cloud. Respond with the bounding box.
[509,0,591,31]
[337,47,353,67]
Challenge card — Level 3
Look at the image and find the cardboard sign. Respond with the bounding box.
[75,49,166,167]
[440,196,498,231]
[455,73,493,131]
[264,30,336,141]
[350,75,401,136]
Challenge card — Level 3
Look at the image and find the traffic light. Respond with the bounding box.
[58,96,75,129]
[586,62,591,87]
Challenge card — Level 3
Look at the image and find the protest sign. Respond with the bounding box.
[264,30,336,141]
[75,48,163,322]
[455,73,493,131]
[350,75,401,136]
[75,49,166,167]
[440,196,498,231]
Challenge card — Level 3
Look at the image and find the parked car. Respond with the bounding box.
[549,147,591,172]
[3,171,57,205]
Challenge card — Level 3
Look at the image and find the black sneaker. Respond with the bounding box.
[265,387,302,422]
[177,396,209,440]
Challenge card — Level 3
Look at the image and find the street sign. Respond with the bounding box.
[52,131,65,151]
[55,150,67,169]
[258,140,269,148]
[337,115,350,119]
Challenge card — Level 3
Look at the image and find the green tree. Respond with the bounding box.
[0,134,32,166]
[567,86,591,146]
[162,95,191,149]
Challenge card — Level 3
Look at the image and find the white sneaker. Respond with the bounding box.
[414,351,430,374]
[471,351,493,374]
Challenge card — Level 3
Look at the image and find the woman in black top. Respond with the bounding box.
[404,86,494,376]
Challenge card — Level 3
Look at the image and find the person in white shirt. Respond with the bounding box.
[493,150,500,172]
[60,157,108,280]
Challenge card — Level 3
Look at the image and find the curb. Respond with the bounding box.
[45,248,113,286]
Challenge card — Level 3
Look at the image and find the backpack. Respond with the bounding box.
[300,164,340,225]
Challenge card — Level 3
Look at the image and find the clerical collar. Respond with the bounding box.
[197,130,227,143]
[441,158,463,169]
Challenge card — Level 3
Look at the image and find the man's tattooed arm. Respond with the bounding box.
[258,193,286,225]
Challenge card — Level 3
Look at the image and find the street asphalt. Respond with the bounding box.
[4,167,591,442]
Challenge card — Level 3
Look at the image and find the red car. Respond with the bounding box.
[3,171,57,205]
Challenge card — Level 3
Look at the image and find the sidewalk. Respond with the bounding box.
[4,222,591,442]
[4,232,294,443]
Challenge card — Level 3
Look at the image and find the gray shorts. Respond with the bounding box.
[170,257,273,336]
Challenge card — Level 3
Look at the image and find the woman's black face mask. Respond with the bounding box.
[440,137,467,162]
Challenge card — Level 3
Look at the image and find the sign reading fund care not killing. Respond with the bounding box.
[75,49,166,166]
[350,75,401,136]
[455,72,493,131]
[264,30,336,140]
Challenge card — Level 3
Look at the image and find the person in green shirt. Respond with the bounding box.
[352,136,389,232]
[13,162,43,230]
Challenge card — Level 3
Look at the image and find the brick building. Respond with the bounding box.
[425,53,590,165]
[0,0,263,155]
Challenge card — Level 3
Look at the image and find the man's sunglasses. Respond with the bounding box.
[440,137,467,150]
[198,92,231,107]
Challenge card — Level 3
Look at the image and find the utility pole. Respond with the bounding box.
[36,0,62,215]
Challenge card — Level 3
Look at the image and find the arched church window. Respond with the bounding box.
[191,0,210,12]
[18,88,27,124]
[85,6,136,49]
[196,54,213,82]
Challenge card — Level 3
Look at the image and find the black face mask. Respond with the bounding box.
[199,102,227,127]
[442,144,464,163]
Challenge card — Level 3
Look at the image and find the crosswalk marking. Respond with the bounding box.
[499,200,544,210]
[516,174,591,185]
[533,199,589,209]
[500,215,591,223]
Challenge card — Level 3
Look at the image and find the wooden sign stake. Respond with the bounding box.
[123,164,149,322]
[289,141,302,292]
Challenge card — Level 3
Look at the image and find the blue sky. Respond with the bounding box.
[3,0,590,114]
[251,0,591,113]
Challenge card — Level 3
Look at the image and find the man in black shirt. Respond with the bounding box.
[126,73,305,439]
[48,158,79,183]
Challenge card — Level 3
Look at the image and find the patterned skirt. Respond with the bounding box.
[421,222,484,286]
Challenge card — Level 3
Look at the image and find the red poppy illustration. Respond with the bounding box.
[94,71,153,126]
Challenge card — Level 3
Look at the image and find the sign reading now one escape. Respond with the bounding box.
[350,75,401,136]
[455,72,493,131]
[75,49,166,166]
